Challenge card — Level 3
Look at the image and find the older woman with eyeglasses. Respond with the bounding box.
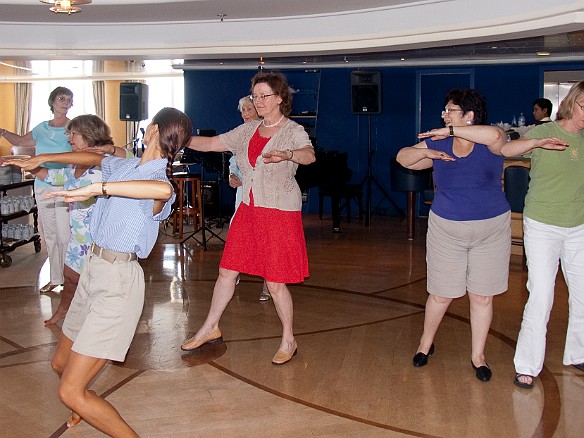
[182,71,315,365]
[0,87,74,293]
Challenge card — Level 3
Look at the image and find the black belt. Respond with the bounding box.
[90,243,137,263]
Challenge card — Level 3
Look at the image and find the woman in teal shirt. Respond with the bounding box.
[0,86,74,293]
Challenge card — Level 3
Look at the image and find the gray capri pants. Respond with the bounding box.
[426,210,511,298]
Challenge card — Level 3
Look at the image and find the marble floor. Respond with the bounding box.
[0,215,582,437]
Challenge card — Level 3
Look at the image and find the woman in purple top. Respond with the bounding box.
[397,89,511,382]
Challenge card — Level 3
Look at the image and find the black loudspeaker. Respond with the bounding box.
[351,70,381,114]
[119,82,148,121]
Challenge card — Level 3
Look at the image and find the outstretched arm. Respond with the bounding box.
[187,135,227,152]
[44,180,173,203]
[3,151,104,171]
[45,180,174,216]
[80,144,129,158]
[418,125,507,155]
[0,129,36,147]
[396,140,455,170]
[500,137,569,157]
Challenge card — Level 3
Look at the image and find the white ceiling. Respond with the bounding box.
[0,0,583,71]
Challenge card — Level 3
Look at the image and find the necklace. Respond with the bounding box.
[262,115,284,128]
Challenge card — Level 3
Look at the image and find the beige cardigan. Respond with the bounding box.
[219,119,312,211]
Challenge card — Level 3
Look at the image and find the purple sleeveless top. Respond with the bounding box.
[427,137,509,221]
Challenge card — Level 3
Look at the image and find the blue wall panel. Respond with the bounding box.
[184,62,584,216]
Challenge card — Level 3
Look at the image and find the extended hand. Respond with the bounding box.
[537,137,569,151]
[44,183,100,203]
[425,149,455,161]
[418,127,450,141]
[262,149,290,163]
[1,156,44,171]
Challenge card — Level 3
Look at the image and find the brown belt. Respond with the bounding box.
[90,243,137,263]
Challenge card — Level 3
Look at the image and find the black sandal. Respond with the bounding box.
[513,373,534,389]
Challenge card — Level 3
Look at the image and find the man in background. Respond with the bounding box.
[532,98,553,124]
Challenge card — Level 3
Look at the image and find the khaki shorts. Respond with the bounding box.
[426,210,511,298]
[62,253,145,362]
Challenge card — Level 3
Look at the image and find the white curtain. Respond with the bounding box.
[14,61,32,136]
[92,60,105,119]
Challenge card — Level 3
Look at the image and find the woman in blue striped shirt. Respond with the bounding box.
[5,107,192,437]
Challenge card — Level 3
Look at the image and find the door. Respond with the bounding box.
[417,71,473,133]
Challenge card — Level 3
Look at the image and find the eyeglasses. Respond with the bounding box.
[250,93,276,102]
[65,131,79,137]
[441,108,463,115]
[575,101,584,111]
[57,95,73,103]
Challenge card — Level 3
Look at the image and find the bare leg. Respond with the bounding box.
[468,291,493,367]
[59,351,139,437]
[190,267,239,341]
[45,265,79,326]
[417,293,453,354]
[265,281,295,350]
[51,333,82,427]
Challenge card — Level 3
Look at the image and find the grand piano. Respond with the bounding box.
[295,149,360,232]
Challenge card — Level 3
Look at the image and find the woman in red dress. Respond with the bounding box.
[182,72,315,364]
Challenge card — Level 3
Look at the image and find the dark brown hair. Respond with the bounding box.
[251,72,292,116]
[151,107,193,181]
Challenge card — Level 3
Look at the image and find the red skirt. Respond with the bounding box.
[220,201,309,284]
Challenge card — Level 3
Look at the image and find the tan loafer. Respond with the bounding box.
[39,282,61,294]
[181,327,223,351]
[272,340,298,365]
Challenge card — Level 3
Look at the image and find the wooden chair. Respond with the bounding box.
[171,175,203,239]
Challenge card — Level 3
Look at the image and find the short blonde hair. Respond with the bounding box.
[557,81,584,121]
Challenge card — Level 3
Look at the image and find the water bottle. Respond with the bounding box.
[518,113,526,127]
[511,115,517,127]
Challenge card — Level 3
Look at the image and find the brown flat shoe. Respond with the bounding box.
[39,282,61,294]
[181,327,223,351]
[272,340,298,365]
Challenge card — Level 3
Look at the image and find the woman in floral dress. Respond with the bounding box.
[29,115,126,325]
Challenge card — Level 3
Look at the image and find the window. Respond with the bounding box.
[30,61,96,127]
[29,60,184,132]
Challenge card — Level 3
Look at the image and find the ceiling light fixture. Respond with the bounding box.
[537,51,551,56]
[40,0,92,14]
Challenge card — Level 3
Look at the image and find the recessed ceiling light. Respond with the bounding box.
[537,51,551,56]
[400,57,405,61]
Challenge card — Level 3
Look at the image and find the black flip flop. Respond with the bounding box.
[513,373,534,389]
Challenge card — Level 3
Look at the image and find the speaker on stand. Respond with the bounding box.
[351,70,404,225]
[120,82,149,156]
